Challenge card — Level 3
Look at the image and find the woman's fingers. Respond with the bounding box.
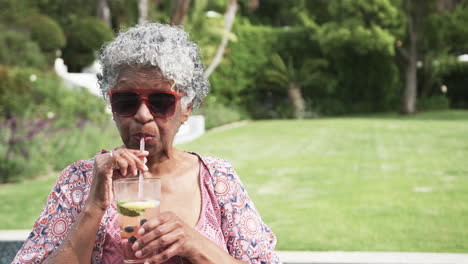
[111,149,148,177]
[126,150,149,172]
[140,213,173,232]
[88,148,149,210]
[120,151,138,176]
[133,220,180,256]
[136,230,182,258]
[147,241,181,263]
[131,212,199,261]
[115,157,129,176]
[136,150,149,157]
[132,213,173,250]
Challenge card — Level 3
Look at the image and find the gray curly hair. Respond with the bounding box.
[98,23,209,110]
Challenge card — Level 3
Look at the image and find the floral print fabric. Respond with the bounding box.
[13,153,280,264]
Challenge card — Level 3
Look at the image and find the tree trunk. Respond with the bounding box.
[171,0,191,25]
[288,82,305,119]
[401,0,424,115]
[204,0,237,78]
[138,0,149,24]
[401,49,418,114]
[97,0,112,28]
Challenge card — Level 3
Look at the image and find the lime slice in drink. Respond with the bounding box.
[122,201,157,210]
[117,200,157,217]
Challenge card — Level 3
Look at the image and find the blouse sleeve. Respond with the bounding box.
[213,160,280,264]
[12,162,88,263]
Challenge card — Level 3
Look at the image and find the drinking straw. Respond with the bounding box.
[138,137,145,200]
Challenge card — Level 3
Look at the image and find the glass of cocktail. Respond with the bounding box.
[113,178,161,263]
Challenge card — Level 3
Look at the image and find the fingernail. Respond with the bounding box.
[144,157,147,163]
[144,165,149,171]
[134,170,138,176]
[143,150,149,154]
[132,242,139,251]
[135,250,142,258]
[138,228,145,235]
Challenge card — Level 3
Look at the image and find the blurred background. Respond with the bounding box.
[1,0,468,259]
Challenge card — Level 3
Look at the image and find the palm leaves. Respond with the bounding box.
[264,53,335,118]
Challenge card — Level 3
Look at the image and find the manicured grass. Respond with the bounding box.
[181,110,468,253]
[0,177,56,229]
[1,110,467,253]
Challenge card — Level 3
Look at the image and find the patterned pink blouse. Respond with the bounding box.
[13,152,280,264]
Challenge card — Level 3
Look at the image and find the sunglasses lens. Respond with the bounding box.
[111,92,139,116]
[148,93,176,117]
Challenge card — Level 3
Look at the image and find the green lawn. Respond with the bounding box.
[1,110,468,253]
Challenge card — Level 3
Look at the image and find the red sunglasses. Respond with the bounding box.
[108,89,181,118]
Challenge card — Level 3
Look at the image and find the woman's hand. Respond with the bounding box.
[86,148,149,211]
[131,212,203,263]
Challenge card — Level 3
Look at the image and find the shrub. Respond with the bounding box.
[0,66,33,117]
[0,156,22,183]
[211,21,400,118]
[62,17,114,72]
[0,115,55,183]
[0,66,113,183]
[0,25,47,69]
[209,23,312,119]
[313,98,348,116]
[195,95,247,129]
[208,24,279,107]
[23,14,66,52]
[440,61,468,109]
[0,116,118,183]
[0,66,109,123]
[418,95,450,111]
[0,0,37,25]
[35,0,96,27]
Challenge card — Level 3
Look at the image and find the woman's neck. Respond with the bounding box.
[145,148,183,177]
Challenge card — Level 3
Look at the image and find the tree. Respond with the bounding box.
[97,0,112,28]
[397,0,467,114]
[264,54,332,118]
[138,0,149,24]
[300,0,402,113]
[204,0,238,78]
[265,54,305,118]
[171,0,191,25]
[396,0,427,114]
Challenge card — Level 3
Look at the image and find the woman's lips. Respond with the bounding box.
[134,134,156,142]
[143,136,154,142]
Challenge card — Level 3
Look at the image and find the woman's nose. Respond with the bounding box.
[134,101,154,123]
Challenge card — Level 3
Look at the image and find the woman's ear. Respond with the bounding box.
[181,102,193,124]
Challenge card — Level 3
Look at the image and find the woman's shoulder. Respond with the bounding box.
[196,154,235,173]
[54,155,97,188]
[195,153,245,199]
[63,157,95,175]
[63,149,107,175]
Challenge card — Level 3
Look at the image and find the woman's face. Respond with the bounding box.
[111,66,191,156]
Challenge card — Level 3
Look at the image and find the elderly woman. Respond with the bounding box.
[13,23,279,264]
